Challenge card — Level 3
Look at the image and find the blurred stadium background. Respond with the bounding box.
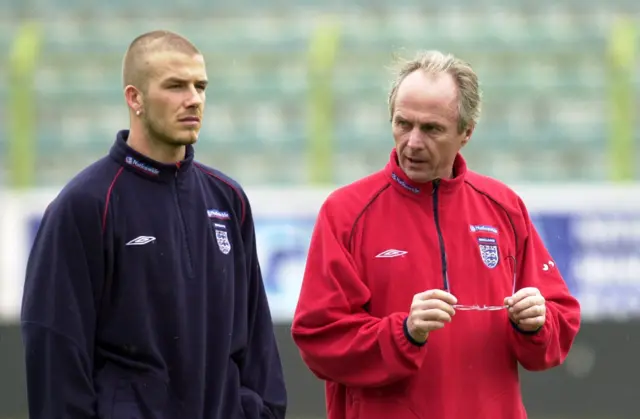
[1,1,639,418]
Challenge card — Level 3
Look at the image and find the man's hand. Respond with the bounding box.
[504,287,546,332]
[406,290,457,343]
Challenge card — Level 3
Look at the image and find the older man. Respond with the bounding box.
[291,50,580,419]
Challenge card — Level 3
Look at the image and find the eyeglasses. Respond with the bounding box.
[452,304,507,311]
[446,256,517,312]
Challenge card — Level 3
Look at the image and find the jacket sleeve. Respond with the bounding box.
[20,191,105,419]
[236,196,287,419]
[510,199,581,371]
[291,197,427,388]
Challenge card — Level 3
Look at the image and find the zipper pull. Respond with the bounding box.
[432,179,440,194]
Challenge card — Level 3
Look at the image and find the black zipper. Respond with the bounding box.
[432,179,450,291]
[174,169,194,277]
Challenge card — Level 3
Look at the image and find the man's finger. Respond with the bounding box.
[415,308,453,323]
[511,304,545,322]
[505,287,541,307]
[413,299,456,316]
[509,295,545,314]
[517,316,545,328]
[416,289,458,305]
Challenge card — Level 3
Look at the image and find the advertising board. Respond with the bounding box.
[1,184,639,323]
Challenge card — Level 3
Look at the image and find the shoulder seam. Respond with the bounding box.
[194,163,246,225]
[347,183,391,252]
[102,166,125,234]
[464,179,520,262]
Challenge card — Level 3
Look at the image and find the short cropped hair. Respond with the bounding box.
[388,50,482,133]
[122,30,201,90]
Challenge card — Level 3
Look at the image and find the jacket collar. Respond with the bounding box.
[109,129,195,183]
[384,148,467,199]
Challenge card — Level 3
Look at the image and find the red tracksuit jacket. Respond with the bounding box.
[292,149,581,419]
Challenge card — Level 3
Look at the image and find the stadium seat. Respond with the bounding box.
[1,2,639,186]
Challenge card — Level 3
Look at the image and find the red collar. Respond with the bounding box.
[384,148,467,198]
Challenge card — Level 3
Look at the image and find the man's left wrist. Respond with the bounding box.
[510,320,543,335]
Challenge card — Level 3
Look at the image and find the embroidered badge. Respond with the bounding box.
[215,228,231,255]
[477,237,499,269]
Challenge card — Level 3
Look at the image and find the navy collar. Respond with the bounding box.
[109,129,195,183]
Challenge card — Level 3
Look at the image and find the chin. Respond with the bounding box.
[405,171,431,184]
[174,132,200,146]
[182,137,199,145]
[401,163,430,184]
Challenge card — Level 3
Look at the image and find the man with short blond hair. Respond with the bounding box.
[292,50,580,419]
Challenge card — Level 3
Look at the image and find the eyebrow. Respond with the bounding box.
[162,77,208,86]
[395,114,444,126]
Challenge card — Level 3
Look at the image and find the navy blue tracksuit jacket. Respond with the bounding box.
[20,130,287,418]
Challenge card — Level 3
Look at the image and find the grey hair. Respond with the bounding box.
[387,50,482,133]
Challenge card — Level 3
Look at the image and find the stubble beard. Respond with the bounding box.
[144,114,198,147]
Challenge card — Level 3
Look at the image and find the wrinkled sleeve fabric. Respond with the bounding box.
[20,191,106,419]
[510,199,581,372]
[291,197,427,388]
[237,195,287,419]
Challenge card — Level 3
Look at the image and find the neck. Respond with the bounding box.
[127,127,186,164]
[433,155,458,180]
[437,168,455,180]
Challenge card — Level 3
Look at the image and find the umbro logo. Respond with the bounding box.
[375,249,408,258]
[126,236,156,246]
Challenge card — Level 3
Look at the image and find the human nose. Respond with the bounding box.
[185,85,204,107]
[406,128,424,148]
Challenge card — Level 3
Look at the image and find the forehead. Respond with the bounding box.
[146,50,207,82]
[394,70,459,122]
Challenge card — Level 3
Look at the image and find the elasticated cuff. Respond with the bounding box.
[403,316,427,347]
[510,320,543,335]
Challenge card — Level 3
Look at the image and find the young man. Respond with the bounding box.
[21,30,287,419]
[291,51,581,419]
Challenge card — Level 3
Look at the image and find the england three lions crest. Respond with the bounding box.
[215,228,231,255]
[477,237,499,269]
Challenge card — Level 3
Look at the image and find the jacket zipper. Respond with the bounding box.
[432,180,450,291]
[175,169,195,278]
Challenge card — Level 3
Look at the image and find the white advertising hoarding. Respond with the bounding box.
[1,184,640,323]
